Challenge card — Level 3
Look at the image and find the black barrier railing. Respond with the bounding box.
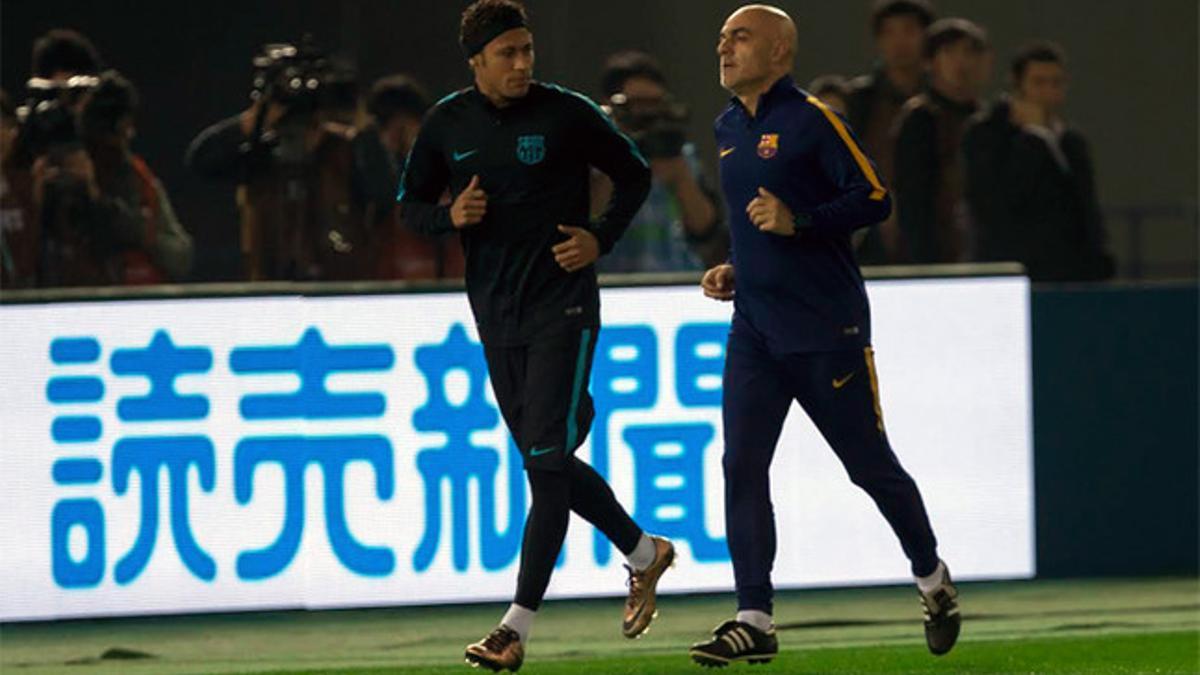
[1104,202,1200,280]
[0,262,1027,305]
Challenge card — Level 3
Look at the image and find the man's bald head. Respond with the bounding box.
[718,4,797,98]
[728,4,797,64]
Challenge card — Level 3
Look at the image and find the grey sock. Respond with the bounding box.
[625,533,657,571]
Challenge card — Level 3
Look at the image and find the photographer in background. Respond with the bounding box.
[186,38,370,281]
[2,88,38,288]
[3,29,101,288]
[592,50,725,273]
[8,30,192,287]
[78,71,193,285]
[356,74,464,280]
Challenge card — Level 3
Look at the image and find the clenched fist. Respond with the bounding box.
[701,263,735,301]
[552,225,599,273]
[451,174,488,228]
[746,187,795,236]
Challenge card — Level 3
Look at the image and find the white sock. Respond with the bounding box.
[500,603,535,644]
[916,560,947,594]
[736,609,773,632]
[625,533,657,571]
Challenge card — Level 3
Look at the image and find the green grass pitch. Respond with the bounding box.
[2,578,1196,674]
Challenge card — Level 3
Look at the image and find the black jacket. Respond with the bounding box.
[893,88,979,264]
[963,99,1114,282]
[186,115,402,281]
[845,68,925,265]
[185,115,397,220]
[398,83,651,344]
[846,67,919,163]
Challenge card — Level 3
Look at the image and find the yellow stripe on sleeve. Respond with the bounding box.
[806,95,888,201]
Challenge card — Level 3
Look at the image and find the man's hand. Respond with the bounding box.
[649,156,689,187]
[60,150,98,195]
[701,263,735,301]
[450,175,488,228]
[552,225,599,272]
[1009,96,1048,128]
[747,187,795,236]
[31,156,49,206]
[32,150,99,206]
[239,99,288,136]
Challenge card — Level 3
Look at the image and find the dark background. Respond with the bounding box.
[3,0,1197,281]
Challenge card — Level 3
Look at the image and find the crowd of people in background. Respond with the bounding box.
[823,1,1112,281]
[0,0,1114,289]
[1,32,193,288]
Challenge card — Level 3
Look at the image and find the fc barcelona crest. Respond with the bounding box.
[516,134,546,165]
[757,133,779,159]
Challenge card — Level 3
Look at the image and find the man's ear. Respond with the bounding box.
[770,39,790,68]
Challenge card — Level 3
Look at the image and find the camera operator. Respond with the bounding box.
[11,30,192,287]
[2,88,38,288]
[186,39,371,281]
[81,71,193,284]
[592,50,725,273]
[3,29,100,288]
[356,74,464,280]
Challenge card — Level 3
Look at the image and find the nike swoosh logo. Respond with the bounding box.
[529,446,558,457]
[832,372,857,389]
[453,149,479,161]
[719,147,736,158]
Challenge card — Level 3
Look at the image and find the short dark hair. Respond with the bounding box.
[368,74,431,124]
[870,0,936,35]
[32,29,102,78]
[600,50,666,98]
[808,74,851,100]
[1011,40,1066,81]
[460,0,528,57]
[924,18,988,59]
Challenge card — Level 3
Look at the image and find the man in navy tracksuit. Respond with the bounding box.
[688,5,960,667]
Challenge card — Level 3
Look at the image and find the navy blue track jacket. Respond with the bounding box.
[715,75,891,353]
